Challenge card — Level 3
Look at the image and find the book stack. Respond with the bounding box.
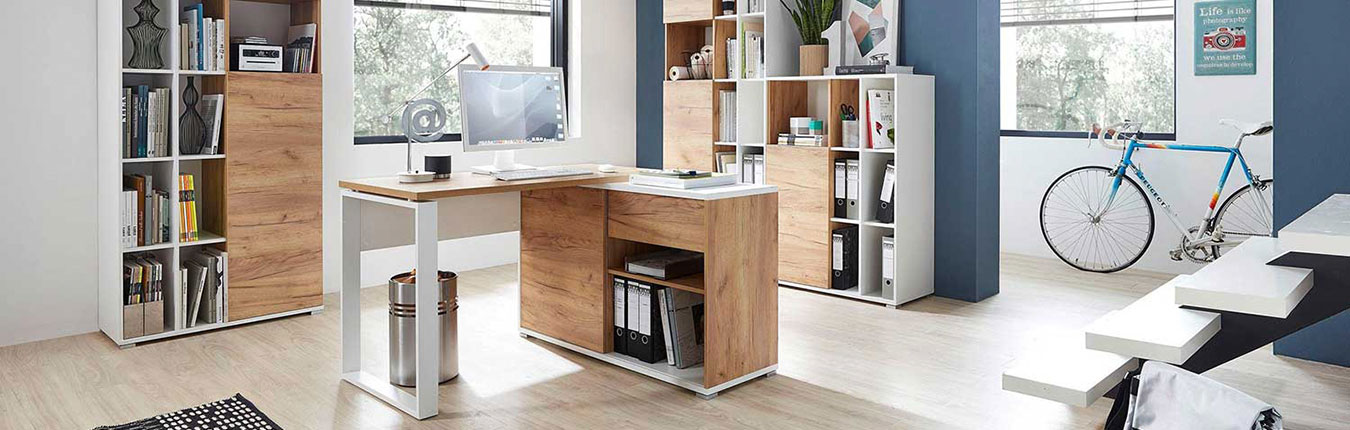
[777,133,826,146]
[626,249,703,280]
[179,174,200,242]
[630,169,737,190]
[866,89,896,149]
[122,253,166,338]
[658,286,705,369]
[182,248,228,328]
[180,4,225,72]
[122,175,172,248]
[284,24,317,73]
[742,30,764,79]
[121,86,171,158]
[612,276,706,368]
[718,90,737,143]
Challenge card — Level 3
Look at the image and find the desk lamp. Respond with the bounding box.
[390,43,490,183]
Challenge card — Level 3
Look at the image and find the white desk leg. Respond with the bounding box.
[413,200,440,419]
[341,194,362,374]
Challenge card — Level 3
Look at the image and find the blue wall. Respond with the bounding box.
[902,1,1001,302]
[1270,1,1350,367]
[635,1,1001,302]
[636,1,664,169]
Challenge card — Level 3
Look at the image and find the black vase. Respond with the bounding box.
[180,78,208,155]
[126,0,166,69]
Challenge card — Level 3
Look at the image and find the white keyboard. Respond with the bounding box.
[491,168,594,181]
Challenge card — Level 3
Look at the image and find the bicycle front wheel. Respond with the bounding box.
[1040,166,1156,273]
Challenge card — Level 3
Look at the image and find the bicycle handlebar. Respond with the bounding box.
[1089,121,1144,151]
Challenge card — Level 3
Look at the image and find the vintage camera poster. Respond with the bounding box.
[1195,0,1257,76]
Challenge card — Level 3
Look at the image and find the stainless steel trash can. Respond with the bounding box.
[388,270,458,387]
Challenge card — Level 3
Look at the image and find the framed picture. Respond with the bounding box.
[840,0,900,67]
[1194,0,1257,76]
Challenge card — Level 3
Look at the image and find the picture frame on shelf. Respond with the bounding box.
[839,0,900,68]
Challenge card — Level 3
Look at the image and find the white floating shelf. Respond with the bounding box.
[181,231,226,247]
[831,217,860,225]
[830,147,861,152]
[714,14,737,21]
[863,221,895,229]
[740,11,765,19]
[1175,237,1313,319]
[1085,275,1221,364]
[123,241,175,253]
[180,153,226,161]
[179,70,227,76]
[123,68,172,75]
[1003,339,1138,408]
[1278,194,1350,258]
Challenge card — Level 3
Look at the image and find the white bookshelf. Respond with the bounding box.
[98,0,322,346]
[712,2,935,308]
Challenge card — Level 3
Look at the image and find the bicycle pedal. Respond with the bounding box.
[1169,250,1184,261]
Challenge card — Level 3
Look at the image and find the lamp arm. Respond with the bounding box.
[380,52,473,122]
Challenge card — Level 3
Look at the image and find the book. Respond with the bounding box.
[665,288,705,368]
[658,290,677,366]
[776,133,827,147]
[867,89,896,148]
[286,24,317,73]
[828,64,915,75]
[201,94,224,154]
[625,249,704,280]
[629,173,737,190]
[715,151,737,175]
[185,260,207,327]
[179,174,200,241]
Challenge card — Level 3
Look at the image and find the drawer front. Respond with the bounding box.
[520,188,609,352]
[607,191,707,252]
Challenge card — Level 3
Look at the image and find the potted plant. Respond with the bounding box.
[782,0,837,76]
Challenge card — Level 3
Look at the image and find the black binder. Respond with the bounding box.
[628,282,668,363]
[834,160,848,218]
[612,277,627,355]
[831,226,859,290]
[876,160,895,223]
[625,281,642,358]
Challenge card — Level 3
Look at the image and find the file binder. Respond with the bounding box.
[658,290,676,365]
[876,159,896,223]
[626,281,642,358]
[613,277,627,355]
[834,160,848,218]
[845,159,860,219]
[741,154,753,183]
[881,235,896,299]
[831,226,859,290]
[631,282,667,364]
[753,154,765,184]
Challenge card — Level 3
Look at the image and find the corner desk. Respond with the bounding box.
[338,165,779,419]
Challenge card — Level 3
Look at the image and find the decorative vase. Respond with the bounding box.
[799,45,828,76]
[179,78,208,155]
[126,0,166,69]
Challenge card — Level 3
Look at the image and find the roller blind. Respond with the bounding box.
[1001,0,1174,27]
[355,0,552,17]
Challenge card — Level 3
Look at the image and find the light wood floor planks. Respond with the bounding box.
[2,254,1349,429]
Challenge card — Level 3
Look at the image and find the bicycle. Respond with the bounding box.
[1039,119,1275,273]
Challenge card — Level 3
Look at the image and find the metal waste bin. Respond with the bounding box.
[388,270,458,387]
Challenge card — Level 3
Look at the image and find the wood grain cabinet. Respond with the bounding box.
[222,72,324,321]
[765,145,833,288]
[663,81,716,171]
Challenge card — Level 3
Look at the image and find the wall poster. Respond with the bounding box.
[1195,0,1257,76]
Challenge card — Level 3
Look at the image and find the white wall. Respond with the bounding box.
[321,1,637,292]
[0,0,99,347]
[1000,0,1274,274]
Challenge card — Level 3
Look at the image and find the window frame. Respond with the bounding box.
[352,0,569,145]
[1000,11,1178,141]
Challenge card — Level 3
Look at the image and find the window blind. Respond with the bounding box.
[1001,0,1174,27]
[356,0,552,17]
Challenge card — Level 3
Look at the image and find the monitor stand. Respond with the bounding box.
[471,150,535,174]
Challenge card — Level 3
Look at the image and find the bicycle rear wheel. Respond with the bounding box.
[1212,179,1274,258]
[1040,166,1156,273]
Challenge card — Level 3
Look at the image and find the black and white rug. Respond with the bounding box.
[95,394,281,430]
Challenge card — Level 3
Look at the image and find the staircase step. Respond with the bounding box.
[1175,237,1313,319]
[1085,275,1221,364]
[1003,339,1138,407]
[1279,194,1350,257]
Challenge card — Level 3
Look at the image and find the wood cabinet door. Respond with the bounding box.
[223,72,323,321]
[520,187,609,352]
[664,0,715,23]
[765,145,832,288]
[663,81,714,171]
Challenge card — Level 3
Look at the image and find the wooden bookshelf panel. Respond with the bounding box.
[766,80,806,143]
[765,145,832,288]
[520,187,609,353]
[703,192,778,387]
[827,79,859,148]
[712,19,737,80]
[664,0,717,23]
[665,22,712,77]
[663,81,716,171]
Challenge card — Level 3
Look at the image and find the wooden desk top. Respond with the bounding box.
[339,164,637,201]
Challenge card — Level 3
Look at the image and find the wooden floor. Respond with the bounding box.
[3,254,1349,429]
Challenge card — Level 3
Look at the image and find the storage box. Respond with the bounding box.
[144,300,165,336]
[122,303,145,339]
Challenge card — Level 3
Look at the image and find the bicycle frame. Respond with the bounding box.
[1103,136,1266,244]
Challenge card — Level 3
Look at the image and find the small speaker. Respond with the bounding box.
[424,155,453,179]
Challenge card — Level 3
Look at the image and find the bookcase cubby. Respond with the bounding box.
[661,0,934,307]
[98,0,323,346]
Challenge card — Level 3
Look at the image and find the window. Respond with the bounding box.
[354,0,566,144]
[1001,0,1176,139]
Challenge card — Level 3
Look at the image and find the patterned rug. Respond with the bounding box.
[94,394,281,430]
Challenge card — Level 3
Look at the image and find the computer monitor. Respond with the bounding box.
[458,65,567,172]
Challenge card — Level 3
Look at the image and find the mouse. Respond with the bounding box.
[597,164,617,173]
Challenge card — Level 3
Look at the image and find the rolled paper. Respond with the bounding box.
[700,44,714,58]
[669,66,692,81]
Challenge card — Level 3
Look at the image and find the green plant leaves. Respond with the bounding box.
[780,0,837,45]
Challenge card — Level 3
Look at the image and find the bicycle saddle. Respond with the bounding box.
[1219,119,1274,136]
